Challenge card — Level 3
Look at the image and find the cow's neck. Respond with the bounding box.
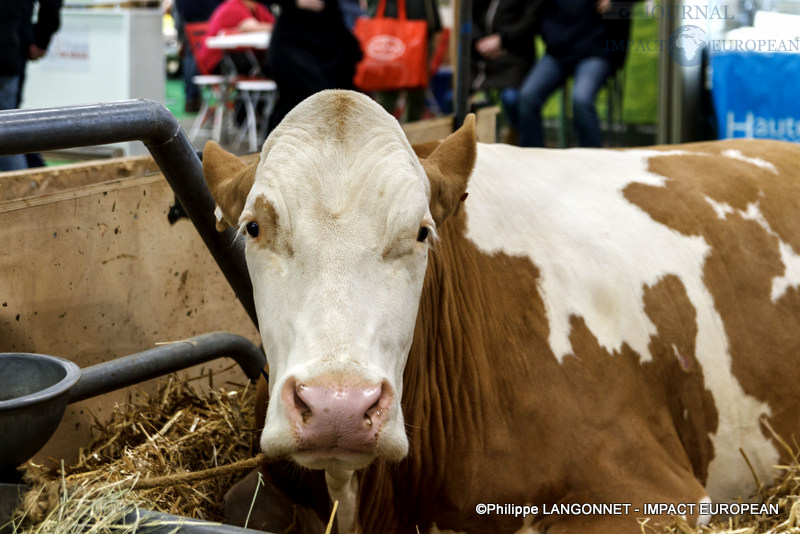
[358,212,554,531]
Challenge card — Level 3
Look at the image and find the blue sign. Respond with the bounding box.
[712,52,800,143]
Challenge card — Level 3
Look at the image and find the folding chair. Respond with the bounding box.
[184,22,230,144]
[234,78,278,153]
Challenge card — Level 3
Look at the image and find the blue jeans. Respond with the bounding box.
[500,87,521,130]
[0,75,27,172]
[518,54,612,147]
[182,44,201,103]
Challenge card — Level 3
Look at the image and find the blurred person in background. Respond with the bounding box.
[339,0,366,29]
[195,0,275,76]
[1,1,30,172]
[366,0,441,122]
[173,0,223,113]
[17,0,62,168]
[264,0,362,133]
[517,0,630,147]
[471,0,542,145]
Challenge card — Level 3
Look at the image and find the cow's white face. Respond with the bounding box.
[243,106,433,472]
[203,90,476,473]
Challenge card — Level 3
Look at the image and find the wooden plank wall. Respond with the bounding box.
[1,166,260,465]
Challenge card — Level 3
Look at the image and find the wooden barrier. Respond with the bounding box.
[1,159,260,465]
[402,106,499,145]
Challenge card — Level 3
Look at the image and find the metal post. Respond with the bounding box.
[453,0,473,131]
[0,100,258,328]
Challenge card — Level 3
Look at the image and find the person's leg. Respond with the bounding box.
[501,87,520,130]
[405,89,426,122]
[0,75,27,172]
[182,38,201,112]
[571,56,613,147]
[17,62,46,168]
[518,55,568,147]
[376,91,401,118]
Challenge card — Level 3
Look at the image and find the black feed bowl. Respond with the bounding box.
[0,354,81,473]
[0,332,266,475]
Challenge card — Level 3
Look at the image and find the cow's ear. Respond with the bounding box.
[202,141,257,231]
[419,114,476,226]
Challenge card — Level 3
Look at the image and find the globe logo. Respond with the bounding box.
[668,25,709,67]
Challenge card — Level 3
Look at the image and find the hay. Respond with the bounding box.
[647,431,800,534]
[10,465,186,534]
[12,369,262,532]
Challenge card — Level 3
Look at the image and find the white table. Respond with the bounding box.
[205,31,271,51]
[199,31,275,151]
[205,31,271,78]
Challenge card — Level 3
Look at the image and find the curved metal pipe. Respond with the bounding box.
[0,100,258,327]
[68,332,266,404]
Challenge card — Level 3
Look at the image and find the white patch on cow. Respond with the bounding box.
[697,496,712,526]
[326,469,358,534]
[705,197,734,220]
[463,143,779,503]
[771,240,800,301]
[465,146,703,363]
[735,202,800,302]
[513,514,540,534]
[721,149,778,174]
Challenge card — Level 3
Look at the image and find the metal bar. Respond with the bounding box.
[68,332,266,404]
[125,509,274,534]
[453,0,473,130]
[0,100,258,327]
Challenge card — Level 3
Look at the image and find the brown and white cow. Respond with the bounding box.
[203,89,800,534]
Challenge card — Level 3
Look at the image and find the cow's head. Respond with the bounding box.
[204,90,476,473]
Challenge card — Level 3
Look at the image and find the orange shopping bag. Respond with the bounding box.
[353,0,429,91]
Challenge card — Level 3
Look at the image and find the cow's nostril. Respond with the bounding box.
[293,384,312,423]
[363,385,385,427]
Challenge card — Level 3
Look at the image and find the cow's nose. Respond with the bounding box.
[281,378,391,451]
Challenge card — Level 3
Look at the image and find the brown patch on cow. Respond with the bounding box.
[625,139,800,458]
[558,315,709,525]
[330,92,357,141]
[251,196,294,256]
[642,275,718,483]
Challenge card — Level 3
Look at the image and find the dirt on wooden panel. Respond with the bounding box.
[0,168,260,466]
[0,156,159,202]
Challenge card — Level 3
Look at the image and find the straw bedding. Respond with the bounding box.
[11,370,261,533]
[8,371,800,534]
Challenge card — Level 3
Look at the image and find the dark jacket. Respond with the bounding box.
[21,0,62,53]
[471,0,542,90]
[539,0,631,70]
[0,1,26,76]
[174,0,223,23]
[366,0,442,34]
[264,0,362,130]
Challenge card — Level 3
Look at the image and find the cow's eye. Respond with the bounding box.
[416,227,429,242]
[246,221,260,238]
